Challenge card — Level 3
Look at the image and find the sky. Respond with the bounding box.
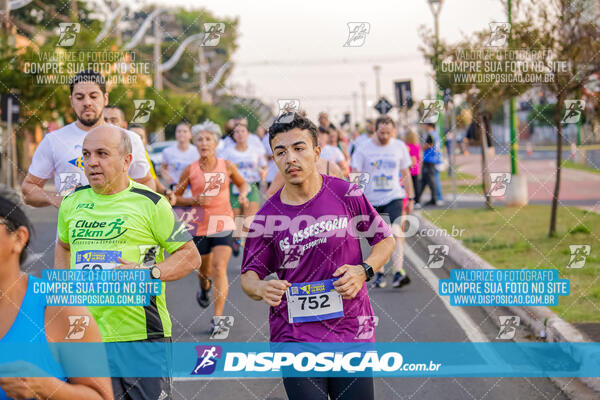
[149,0,507,124]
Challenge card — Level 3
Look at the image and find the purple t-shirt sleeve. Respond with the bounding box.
[347,188,392,245]
[241,228,277,279]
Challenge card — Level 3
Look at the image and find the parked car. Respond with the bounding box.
[148,140,175,177]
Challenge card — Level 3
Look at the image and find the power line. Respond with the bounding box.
[236,54,422,67]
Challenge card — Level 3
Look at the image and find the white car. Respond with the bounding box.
[148,140,175,177]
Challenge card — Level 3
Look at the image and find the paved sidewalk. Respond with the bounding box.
[452,153,600,209]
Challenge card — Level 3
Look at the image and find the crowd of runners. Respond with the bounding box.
[0,70,446,400]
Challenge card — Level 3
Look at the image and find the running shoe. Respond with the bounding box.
[392,272,411,288]
[370,272,387,288]
[196,278,212,308]
[232,238,242,257]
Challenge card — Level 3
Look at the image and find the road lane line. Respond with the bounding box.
[405,244,489,343]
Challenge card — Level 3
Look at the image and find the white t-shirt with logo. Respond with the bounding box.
[217,134,263,158]
[221,144,266,193]
[349,133,371,156]
[320,145,345,163]
[350,138,412,206]
[161,144,200,185]
[28,122,150,196]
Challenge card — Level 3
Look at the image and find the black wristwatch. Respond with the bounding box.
[361,262,374,282]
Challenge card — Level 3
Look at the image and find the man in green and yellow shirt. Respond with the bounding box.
[55,124,201,400]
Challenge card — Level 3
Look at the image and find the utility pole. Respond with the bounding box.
[359,81,368,124]
[153,17,162,90]
[508,0,518,174]
[352,91,358,127]
[504,0,528,207]
[373,65,381,99]
[427,0,445,148]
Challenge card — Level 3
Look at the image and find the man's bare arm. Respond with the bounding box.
[22,173,62,208]
[54,239,71,268]
[155,241,201,281]
[134,172,156,191]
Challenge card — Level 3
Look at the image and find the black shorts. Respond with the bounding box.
[111,376,172,400]
[374,198,404,227]
[283,377,374,400]
[108,337,173,400]
[193,231,234,255]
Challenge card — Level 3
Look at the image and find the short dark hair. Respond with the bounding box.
[0,185,32,265]
[425,122,436,129]
[105,104,125,120]
[269,113,318,147]
[318,126,330,135]
[70,70,106,94]
[176,120,191,129]
[375,116,395,130]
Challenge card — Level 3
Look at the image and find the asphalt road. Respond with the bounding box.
[23,205,574,400]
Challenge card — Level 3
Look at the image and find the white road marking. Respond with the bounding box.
[404,244,489,343]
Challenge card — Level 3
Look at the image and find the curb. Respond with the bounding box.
[413,212,600,395]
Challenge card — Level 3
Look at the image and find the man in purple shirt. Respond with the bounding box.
[241,112,394,400]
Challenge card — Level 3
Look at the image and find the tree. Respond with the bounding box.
[419,17,534,208]
[517,0,600,236]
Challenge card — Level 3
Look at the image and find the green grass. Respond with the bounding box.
[441,183,483,195]
[440,171,477,182]
[424,205,600,323]
[562,160,600,175]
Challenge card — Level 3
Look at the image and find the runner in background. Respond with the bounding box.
[172,120,250,335]
[404,129,421,208]
[348,118,375,157]
[103,107,166,196]
[217,117,263,157]
[128,123,166,194]
[415,123,442,207]
[221,122,267,256]
[317,111,336,131]
[328,125,350,163]
[262,125,279,191]
[317,126,349,177]
[351,116,413,289]
[241,112,394,400]
[161,121,200,192]
[256,125,266,140]
[22,70,155,208]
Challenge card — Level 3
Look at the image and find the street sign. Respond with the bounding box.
[341,112,351,126]
[394,81,413,109]
[1,94,19,123]
[374,97,393,115]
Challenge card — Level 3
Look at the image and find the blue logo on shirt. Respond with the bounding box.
[370,159,396,169]
[68,157,84,169]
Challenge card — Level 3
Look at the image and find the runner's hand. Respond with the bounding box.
[192,195,210,207]
[116,257,141,269]
[406,200,414,214]
[333,264,366,299]
[0,377,43,400]
[259,279,291,307]
[238,192,249,208]
[165,190,176,206]
[0,362,47,400]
